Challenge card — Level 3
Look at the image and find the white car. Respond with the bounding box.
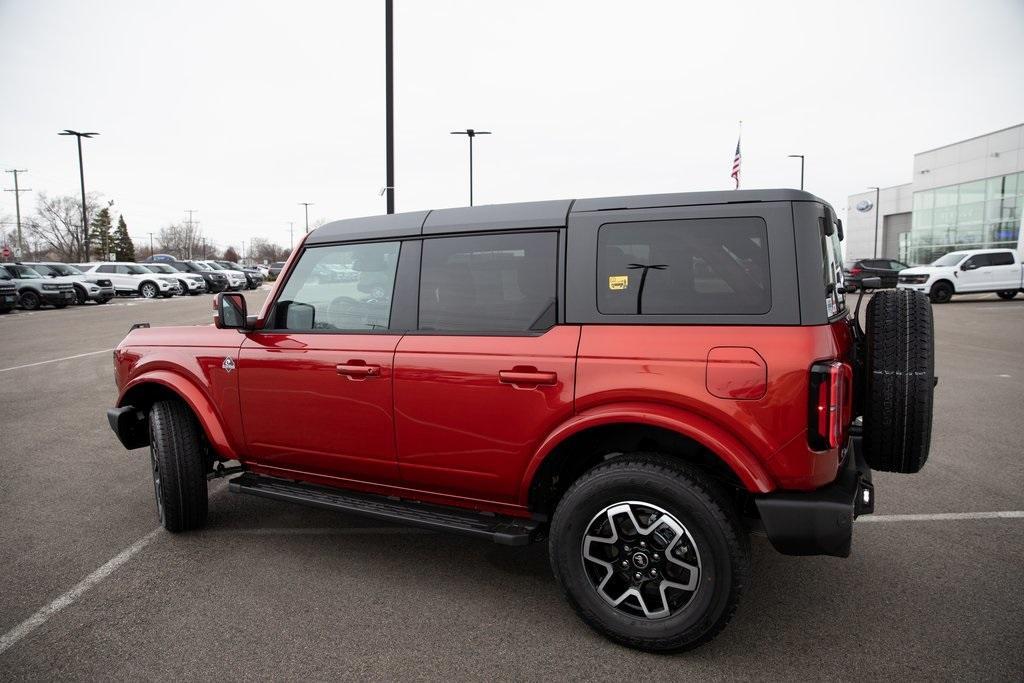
[143,262,207,296]
[897,248,1024,303]
[79,262,181,299]
[198,260,246,290]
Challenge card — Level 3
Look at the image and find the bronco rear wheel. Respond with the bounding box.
[996,290,1017,300]
[549,453,749,652]
[149,400,208,532]
[863,288,935,473]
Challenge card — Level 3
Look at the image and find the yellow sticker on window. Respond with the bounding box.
[608,275,629,290]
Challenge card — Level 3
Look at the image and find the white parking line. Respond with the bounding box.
[0,349,113,373]
[859,510,1024,523]
[0,528,161,656]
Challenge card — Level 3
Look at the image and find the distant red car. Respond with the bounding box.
[108,190,935,651]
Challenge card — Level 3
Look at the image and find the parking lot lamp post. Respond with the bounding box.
[450,129,491,206]
[788,154,805,190]
[299,202,313,233]
[868,186,881,258]
[58,130,98,260]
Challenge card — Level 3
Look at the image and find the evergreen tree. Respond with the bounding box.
[89,207,113,259]
[223,246,240,262]
[114,215,136,261]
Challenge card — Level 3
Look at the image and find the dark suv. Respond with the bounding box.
[843,258,909,290]
[166,260,229,293]
[107,190,936,652]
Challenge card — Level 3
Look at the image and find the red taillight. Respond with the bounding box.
[808,361,853,450]
[849,266,862,276]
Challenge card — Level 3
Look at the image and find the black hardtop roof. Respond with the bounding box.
[307,189,829,245]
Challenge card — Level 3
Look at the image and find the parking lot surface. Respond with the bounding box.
[1,292,1022,680]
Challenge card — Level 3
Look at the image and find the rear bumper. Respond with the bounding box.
[754,436,873,558]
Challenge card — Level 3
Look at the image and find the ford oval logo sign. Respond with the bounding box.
[855,200,874,212]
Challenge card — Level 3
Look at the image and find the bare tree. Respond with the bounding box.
[29,192,101,261]
[157,222,204,259]
[247,237,290,263]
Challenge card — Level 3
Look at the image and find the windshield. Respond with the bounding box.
[225,262,244,270]
[932,252,967,267]
[148,264,176,273]
[190,261,213,271]
[127,265,152,274]
[5,264,43,278]
[205,262,226,270]
[41,263,83,276]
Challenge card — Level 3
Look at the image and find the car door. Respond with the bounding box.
[957,254,992,292]
[393,231,579,504]
[237,240,405,483]
[986,252,1018,290]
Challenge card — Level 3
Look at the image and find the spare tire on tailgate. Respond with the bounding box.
[862,288,935,473]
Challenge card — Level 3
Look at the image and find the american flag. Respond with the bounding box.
[731,134,742,189]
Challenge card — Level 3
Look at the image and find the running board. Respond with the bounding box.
[228,473,540,546]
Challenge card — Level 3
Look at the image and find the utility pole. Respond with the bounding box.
[385,0,395,214]
[868,186,881,258]
[288,222,294,250]
[299,202,313,233]
[787,154,805,190]
[3,169,30,256]
[450,129,491,206]
[58,130,99,260]
[184,209,198,258]
[147,232,155,256]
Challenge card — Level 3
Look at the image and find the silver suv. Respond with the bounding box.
[26,262,115,305]
[1,263,77,309]
[78,262,180,298]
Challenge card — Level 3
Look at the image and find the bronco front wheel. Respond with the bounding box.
[148,400,208,532]
[549,454,749,652]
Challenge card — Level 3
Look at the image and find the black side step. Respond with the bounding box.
[228,473,540,546]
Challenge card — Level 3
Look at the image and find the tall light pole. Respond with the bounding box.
[787,154,805,190]
[59,130,99,260]
[299,202,313,233]
[868,186,881,258]
[450,129,491,206]
[4,169,30,256]
[287,222,294,250]
[385,0,395,214]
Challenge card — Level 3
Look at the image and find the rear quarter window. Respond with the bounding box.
[597,217,770,315]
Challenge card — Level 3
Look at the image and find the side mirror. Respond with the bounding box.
[961,261,977,271]
[214,292,249,330]
[860,277,883,290]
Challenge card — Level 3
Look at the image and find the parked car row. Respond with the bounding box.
[0,258,266,312]
[844,248,1023,303]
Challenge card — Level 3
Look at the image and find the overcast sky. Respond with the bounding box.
[2,0,1023,254]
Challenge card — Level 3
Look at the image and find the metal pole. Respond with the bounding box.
[76,137,88,260]
[469,133,474,207]
[4,170,30,256]
[870,186,881,258]
[148,232,154,255]
[800,157,805,190]
[385,0,395,214]
[299,202,313,232]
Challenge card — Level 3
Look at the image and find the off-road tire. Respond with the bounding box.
[19,290,41,310]
[549,453,750,652]
[863,288,934,473]
[996,290,1017,300]
[929,281,953,303]
[148,399,208,532]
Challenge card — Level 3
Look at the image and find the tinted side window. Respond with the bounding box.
[989,252,1014,266]
[271,241,399,331]
[598,217,770,315]
[963,254,991,268]
[98,265,116,273]
[418,232,558,333]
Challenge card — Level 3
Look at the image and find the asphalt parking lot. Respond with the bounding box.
[1,291,1022,680]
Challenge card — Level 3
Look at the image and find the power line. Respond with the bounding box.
[3,169,31,255]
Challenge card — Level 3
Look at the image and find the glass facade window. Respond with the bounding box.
[908,172,1024,265]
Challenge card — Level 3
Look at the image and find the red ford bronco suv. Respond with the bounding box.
[107,189,935,651]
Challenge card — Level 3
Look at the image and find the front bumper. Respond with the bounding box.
[86,286,116,301]
[754,436,874,558]
[40,289,77,304]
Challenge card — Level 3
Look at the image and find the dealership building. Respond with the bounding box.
[846,123,1024,265]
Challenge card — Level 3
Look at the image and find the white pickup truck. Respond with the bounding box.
[897,248,1024,303]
